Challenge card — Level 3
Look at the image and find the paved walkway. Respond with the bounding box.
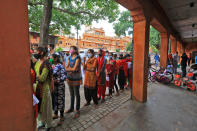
[86,83,197,131]
[39,82,197,131]
[39,83,131,131]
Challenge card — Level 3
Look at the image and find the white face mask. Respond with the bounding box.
[88,53,92,58]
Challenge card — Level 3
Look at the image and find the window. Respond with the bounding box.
[98,39,100,41]
[59,40,62,44]
[95,32,100,35]
[86,38,88,40]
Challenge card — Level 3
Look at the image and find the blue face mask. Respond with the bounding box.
[88,53,92,58]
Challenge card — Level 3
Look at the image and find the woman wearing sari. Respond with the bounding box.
[34,47,53,129]
[65,46,82,118]
[105,52,115,97]
[84,49,98,106]
[97,49,107,103]
[112,54,119,96]
[31,60,38,131]
[126,54,133,89]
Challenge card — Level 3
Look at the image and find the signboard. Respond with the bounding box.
[195,56,197,64]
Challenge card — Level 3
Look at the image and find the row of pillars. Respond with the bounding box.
[131,17,185,103]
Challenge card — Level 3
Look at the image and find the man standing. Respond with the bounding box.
[154,53,160,68]
[181,53,188,77]
[172,52,179,74]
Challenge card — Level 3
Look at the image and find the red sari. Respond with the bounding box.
[97,50,106,99]
[105,60,115,89]
[120,59,128,87]
[127,58,133,88]
[31,69,38,118]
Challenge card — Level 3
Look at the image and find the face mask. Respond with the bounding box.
[106,53,109,56]
[88,53,92,58]
[33,53,40,59]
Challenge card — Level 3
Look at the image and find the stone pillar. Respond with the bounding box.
[0,0,34,130]
[132,18,150,103]
[160,33,169,68]
[171,38,177,54]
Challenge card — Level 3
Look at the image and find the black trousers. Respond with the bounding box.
[108,88,112,95]
[84,87,98,105]
[181,66,187,77]
[54,110,64,117]
[188,59,191,66]
[118,69,125,90]
[114,75,119,93]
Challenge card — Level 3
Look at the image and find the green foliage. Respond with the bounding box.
[113,11,133,37]
[151,45,159,53]
[149,26,160,49]
[56,47,63,52]
[126,42,133,52]
[113,11,160,53]
[28,0,120,35]
[116,49,120,52]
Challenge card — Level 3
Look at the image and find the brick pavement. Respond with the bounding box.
[39,85,131,131]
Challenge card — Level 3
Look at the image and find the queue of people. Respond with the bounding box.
[30,45,133,130]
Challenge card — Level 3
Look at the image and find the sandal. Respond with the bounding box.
[52,114,59,119]
[66,109,74,114]
[115,92,120,96]
[57,117,64,126]
[74,111,80,118]
[84,102,90,106]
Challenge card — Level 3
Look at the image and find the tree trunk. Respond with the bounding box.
[40,0,53,47]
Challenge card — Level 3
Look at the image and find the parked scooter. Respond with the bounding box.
[174,69,196,91]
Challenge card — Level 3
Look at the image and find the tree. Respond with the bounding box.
[28,0,120,46]
[113,11,133,37]
[149,26,160,52]
[40,0,53,46]
[126,42,133,52]
[113,11,160,53]
[116,49,120,52]
[56,47,63,52]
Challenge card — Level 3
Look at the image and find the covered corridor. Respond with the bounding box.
[116,0,197,102]
[0,0,197,130]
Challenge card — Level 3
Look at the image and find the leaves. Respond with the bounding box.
[126,42,133,52]
[113,11,160,53]
[113,11,133,37]
[28,0,119,35]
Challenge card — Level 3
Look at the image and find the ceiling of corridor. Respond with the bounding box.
[158,0,197,43]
